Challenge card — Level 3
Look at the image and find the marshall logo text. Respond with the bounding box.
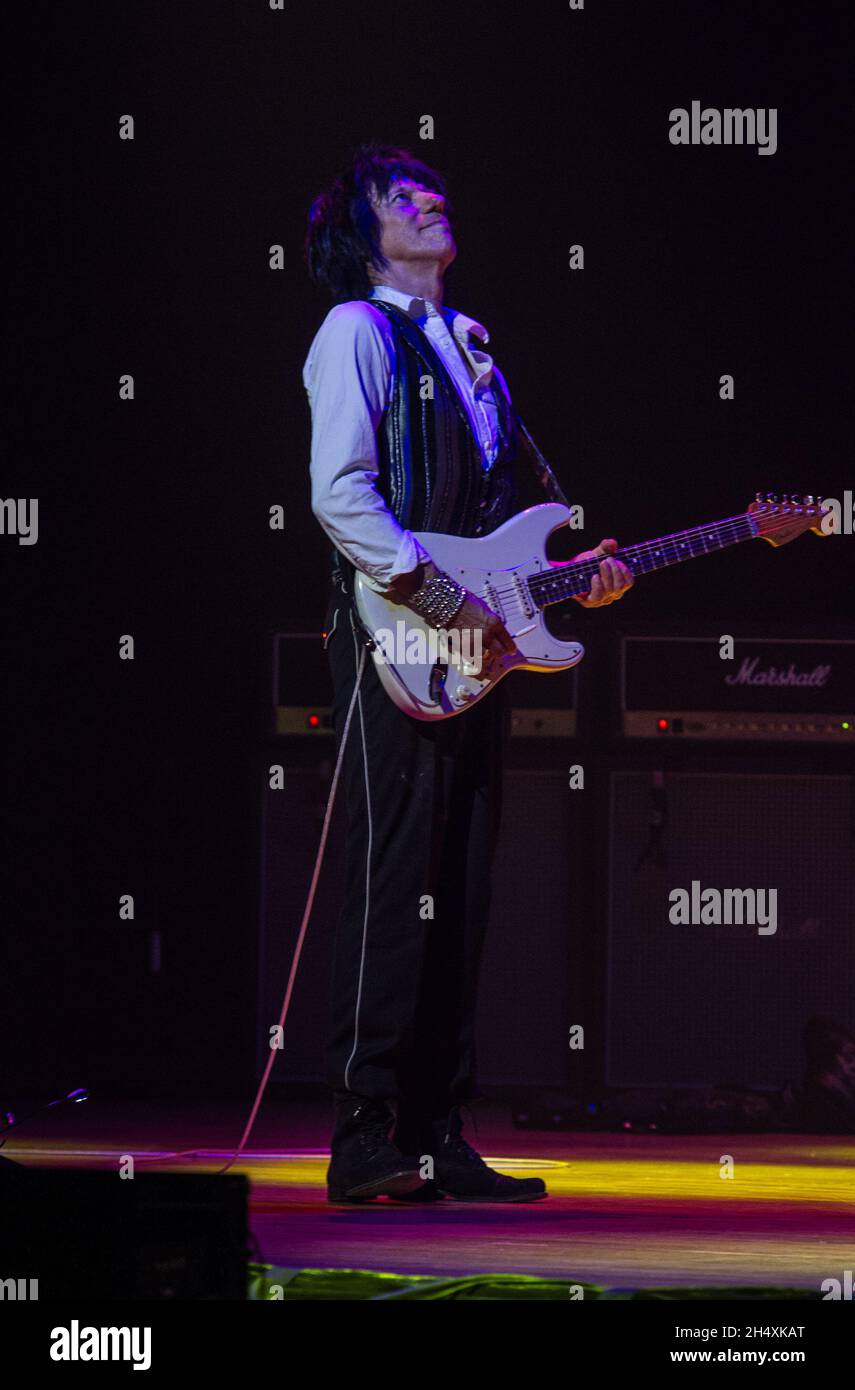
[724,658,831,689]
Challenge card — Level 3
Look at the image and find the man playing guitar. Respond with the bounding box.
[303,142,634,1204]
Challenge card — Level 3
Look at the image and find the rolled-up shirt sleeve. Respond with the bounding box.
[303,301,432,591]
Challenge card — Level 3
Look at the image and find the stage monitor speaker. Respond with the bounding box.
[257,759,585,1090]
[0,1170,248,1300]
[606,771,855,1090]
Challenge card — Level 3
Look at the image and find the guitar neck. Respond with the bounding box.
[528,512,757,608]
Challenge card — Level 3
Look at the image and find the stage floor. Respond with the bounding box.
[8,1100,855,1292]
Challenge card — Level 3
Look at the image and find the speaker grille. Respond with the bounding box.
[606,773,855,1088]
[477,770,580,1087]
[258,763,582,1089]
[256,766,344,1081]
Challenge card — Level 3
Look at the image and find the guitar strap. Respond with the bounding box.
[512,411,571,509]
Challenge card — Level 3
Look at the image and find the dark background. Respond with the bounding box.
[3,0,852,1101]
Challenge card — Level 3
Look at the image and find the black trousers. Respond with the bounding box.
[324,578,509,1116]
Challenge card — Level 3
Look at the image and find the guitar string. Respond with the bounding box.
[486,516,753,607]
[525,515,755,603]
[480,506,813,610]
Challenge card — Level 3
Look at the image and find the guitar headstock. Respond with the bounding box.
[747,492,829,547]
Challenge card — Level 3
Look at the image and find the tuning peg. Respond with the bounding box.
[804,495,815,505]
[766,492,778,503]
[787,493,802,506]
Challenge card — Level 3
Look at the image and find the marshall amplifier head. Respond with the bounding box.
[503,664,578,738]
[621,636,855,741]
[273,631,334,735]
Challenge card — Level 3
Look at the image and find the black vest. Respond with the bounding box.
[331,299,565,587]
[369,299,520,540]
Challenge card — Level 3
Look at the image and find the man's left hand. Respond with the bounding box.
[572,538,635,608]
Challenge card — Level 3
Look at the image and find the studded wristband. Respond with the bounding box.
[408,572,467,629]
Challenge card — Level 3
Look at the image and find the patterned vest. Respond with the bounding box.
[369,299,520,540]
[331,299,566,585]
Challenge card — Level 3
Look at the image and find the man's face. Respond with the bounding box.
[369,176,456,274]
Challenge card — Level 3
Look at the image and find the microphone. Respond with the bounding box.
[0,1085,90,1137]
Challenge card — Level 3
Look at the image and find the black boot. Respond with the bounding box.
[326,1097,426,1203]
[388,1104,444,1202]
[424,1107,548,1202]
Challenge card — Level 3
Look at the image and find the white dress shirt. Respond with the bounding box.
[303,283,512,593]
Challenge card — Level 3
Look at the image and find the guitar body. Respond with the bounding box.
[354,504,585,720]
[352,491,827,721]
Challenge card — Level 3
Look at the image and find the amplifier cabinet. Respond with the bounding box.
[477,767,586,1087]
[256,761,345,1082]
[606,770,855,1089]
[256,757,587,1089]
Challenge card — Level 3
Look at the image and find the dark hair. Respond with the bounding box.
[304,141,450,303]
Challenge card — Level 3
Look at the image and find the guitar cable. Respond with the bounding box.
[130,630,369,1175]
[216,639,367,1174]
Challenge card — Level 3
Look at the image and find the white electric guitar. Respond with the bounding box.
[354,494,829,721]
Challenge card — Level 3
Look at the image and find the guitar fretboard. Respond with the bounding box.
[527,513,757,607]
